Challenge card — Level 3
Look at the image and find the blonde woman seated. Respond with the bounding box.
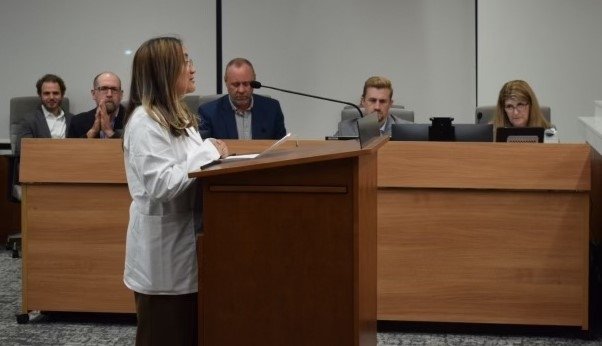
[493,80,551,129]
[492,80,557,142]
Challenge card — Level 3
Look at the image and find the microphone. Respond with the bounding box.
[476,112,483,124]
[250,81,363,118]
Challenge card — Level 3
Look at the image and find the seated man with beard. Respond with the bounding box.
[68,71,125,138]
[16,74,74,154]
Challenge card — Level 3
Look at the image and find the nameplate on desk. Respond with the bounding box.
[325,136,358,141]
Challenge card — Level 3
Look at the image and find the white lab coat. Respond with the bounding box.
[123,106,220,295]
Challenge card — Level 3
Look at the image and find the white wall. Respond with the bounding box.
[478,0,602,143]
[9,1,600,143]
[222,0,476,139]
[0,0,215,140]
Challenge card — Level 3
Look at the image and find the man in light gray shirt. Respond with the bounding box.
[334,76,409,136]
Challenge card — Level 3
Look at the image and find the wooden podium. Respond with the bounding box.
[190,137,386,346]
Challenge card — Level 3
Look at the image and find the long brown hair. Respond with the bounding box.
[125,36,197,137]
[493,80,550,128]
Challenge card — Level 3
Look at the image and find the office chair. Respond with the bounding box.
[182,95,201,115]
[6,96,70,257]
[475,105,551,124]
[198,94,224,107]
[341,105,414,123]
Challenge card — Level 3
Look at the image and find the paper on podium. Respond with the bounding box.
[222,153,259,160]
[201,133,291,169]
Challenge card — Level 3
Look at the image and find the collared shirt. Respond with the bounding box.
[41,105,66,139]
[228,96,254,140]
[378,114,394,135]
[379,119,388,135]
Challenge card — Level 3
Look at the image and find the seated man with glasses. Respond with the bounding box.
[68,71,125,138]
[492,80,550,129]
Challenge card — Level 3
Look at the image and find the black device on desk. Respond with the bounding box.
[429,117,455,141]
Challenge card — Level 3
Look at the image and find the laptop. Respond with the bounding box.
[200,133,291,169]
[495,127,544,143]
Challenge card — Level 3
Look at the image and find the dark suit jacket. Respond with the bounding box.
[15,107,74,155]
[67,105,125,138]
[198,94,286,139]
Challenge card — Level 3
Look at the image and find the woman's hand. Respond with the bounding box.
[210,139,229,158]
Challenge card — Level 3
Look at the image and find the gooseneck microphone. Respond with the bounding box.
[250,81,363,118]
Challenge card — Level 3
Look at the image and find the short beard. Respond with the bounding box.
[105,101,117,114]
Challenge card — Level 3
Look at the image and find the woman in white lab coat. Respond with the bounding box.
[122,36,228,346]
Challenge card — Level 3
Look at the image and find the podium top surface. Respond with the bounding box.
[188,136,387,179]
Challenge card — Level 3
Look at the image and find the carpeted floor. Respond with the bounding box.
[1,249,601,345]
[0,250,136,345]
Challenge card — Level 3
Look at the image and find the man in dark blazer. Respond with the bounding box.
[68,72,125,139]
[198,58,286,139]
[16,74,74,155]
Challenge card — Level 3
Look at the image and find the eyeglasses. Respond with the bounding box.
[96,86,122,94]
[185,58,194,68]
[504,102,529,113]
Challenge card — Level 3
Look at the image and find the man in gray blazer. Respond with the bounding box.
[15,74,73,154]
[334,76,409,136]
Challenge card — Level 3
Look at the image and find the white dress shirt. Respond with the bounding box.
[42,105,66,139]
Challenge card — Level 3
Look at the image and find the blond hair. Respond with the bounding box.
[125,36,197,137]
[362,76,393,100]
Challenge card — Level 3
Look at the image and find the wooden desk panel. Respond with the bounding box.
[376,141,591,329]
[378,142,590,190]
[22,183,133,313]
[378,189,588,326]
